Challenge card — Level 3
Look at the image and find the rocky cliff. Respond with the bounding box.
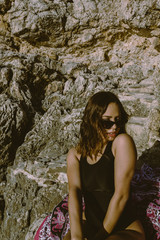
[0,0,160,239]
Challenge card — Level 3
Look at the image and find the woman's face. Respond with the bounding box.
[102,102,121,142]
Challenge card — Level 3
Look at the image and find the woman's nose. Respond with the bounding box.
[111,123,117,129]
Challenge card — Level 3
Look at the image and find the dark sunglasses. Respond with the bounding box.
[101,119,122,129]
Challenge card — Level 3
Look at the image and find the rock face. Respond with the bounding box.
[0,0,160,239]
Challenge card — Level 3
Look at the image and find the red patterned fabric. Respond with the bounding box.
[132,164,160,240]
[147,200,160,239]
[34,214,54,240]
[51,195,70,240]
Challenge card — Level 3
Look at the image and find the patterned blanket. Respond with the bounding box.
[34,164,160,240]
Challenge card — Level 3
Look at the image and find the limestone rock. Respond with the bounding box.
[1,156,67,240]
[0,0,11,14]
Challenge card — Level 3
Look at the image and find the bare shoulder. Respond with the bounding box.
[112,133,137,155]
[67,147,81,162]
[113,133,135,145]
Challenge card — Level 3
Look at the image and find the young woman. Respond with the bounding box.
[66,91,145,240]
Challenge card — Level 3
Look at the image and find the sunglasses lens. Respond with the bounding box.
[102,120,114,129]
[102,120,122,129]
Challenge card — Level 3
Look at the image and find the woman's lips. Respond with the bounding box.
[107,132,117,137]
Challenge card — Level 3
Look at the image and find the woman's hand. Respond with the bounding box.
[71,238,86,240]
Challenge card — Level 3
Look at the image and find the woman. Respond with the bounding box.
[66,91,145,240]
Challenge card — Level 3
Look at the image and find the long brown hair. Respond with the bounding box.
[77,91,128,159]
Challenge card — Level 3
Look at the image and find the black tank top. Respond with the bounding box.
[80,141,136,235]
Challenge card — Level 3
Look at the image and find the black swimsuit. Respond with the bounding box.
[80,141,136,237]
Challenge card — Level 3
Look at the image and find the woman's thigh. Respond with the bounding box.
[106,229,145,240]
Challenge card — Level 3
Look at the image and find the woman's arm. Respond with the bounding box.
[67,148,83,240]
[103,133,137,233]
